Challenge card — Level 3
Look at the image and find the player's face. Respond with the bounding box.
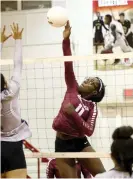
[104,16,109,25]
[96,12,100,17]
[120,16,124,22]
[79,77,100,95]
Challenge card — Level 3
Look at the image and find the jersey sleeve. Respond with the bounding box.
[63,38,78,91]
[8,40,23,96]
[71,103,98,136]
[46,159,55,178]
[81,165,92,178]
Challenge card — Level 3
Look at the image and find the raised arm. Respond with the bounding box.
[11,39,22,83]
[63,21,78,90]
[0,26,12,57]
[8,23,23,95]
[64,102,98,137]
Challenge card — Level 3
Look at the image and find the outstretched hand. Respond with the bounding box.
[63,21,71,39]
[1,26,12,43]
[11,23,24,40]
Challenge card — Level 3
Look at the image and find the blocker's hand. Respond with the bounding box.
[63,103,75,115]
[1,26,12,43]
[11,23,24,40]
[63,21,71,39]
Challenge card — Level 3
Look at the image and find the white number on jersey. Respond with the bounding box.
[75,103,89,116]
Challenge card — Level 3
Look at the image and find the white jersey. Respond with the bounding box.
[110,20,124,35]
[95,169,133,178]
[104,20,133,52]
[0,40,31,142]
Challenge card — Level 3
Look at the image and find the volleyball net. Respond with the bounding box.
[1,52,133,178]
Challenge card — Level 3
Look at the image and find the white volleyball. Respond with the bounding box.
[47,6,68,27]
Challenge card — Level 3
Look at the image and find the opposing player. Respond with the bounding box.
[52,21,105,178]
[95,126,133,178]
[1,24,32,178]
[46,158,92,178]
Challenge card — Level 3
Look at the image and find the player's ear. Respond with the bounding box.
[93,90,97,95]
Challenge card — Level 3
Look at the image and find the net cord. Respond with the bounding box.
[1,52,133,65]
[25,152,111,158]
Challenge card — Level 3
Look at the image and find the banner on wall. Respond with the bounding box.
[93,0,133,70]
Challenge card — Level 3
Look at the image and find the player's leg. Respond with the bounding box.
[77,137,105,176]
[56,158,77,178]
[1,142,7,178]
[5,169,27,178]
[55,135,78,178]
[4,141,27,178]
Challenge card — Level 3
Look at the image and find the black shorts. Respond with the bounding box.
[1,140,26,173]
[94,32,104,43]
[55,136,91,152]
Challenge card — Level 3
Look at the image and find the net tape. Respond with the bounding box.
[1,52,133,65]
[25,152,111,158]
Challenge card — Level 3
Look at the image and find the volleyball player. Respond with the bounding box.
[46,158,92,178]
[95,126,133,178]
[52,21,106,178]
[1,23,31,178]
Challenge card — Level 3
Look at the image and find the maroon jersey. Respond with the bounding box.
[52,38,98,137]
[46,159,92,178]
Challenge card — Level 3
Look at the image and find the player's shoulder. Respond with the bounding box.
[112,20,121,26]
[83,99,97,110]
[93,19,98,22]
[125,19,131,25]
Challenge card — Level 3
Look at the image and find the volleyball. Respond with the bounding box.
[47,6,68,27]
